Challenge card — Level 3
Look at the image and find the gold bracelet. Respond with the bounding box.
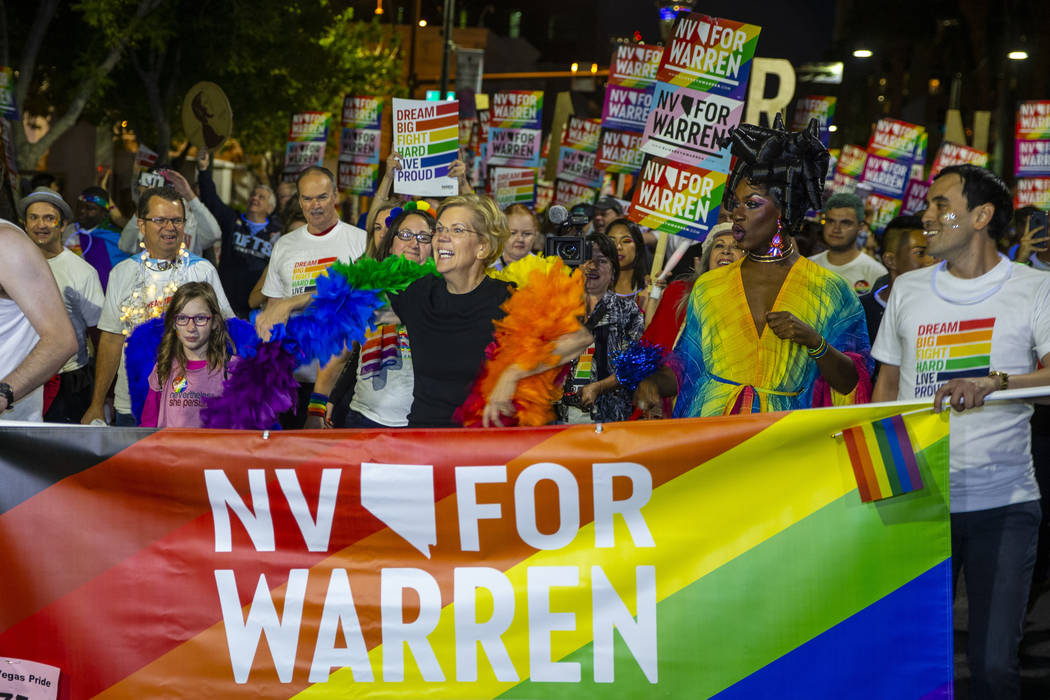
[988,370,1009,391]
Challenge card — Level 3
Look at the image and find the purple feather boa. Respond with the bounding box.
[200,340,298,429]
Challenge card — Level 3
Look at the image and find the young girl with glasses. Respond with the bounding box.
[140,281,234,427]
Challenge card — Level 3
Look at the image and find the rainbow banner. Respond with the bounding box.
[562,117,602,153]
[288,111,331,143]
[282,112,330,181]
[486,128,542,168]
[860,153,911,198]
[656,13,760,101]
[490,91,543,129]
[608,43,663,88]
[392,98,460,197]
[1015,139,1050,177]
[492,167,536,208]
[842,414,925,503]
[628,155,726,240]
[0,406,952,699]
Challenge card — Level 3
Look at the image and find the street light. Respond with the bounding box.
[853,49,873,58]
[1008,50,1029,61]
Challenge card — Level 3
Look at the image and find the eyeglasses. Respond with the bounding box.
[435,224,477,237]
[395,229,434,243]
[174,313,213,326]
[26,213,60,225]
[145,216,186,228]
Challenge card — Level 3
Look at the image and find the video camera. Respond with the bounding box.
[543,204,592,267]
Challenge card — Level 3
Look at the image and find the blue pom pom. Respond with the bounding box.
[124,317,166,422]
[612,340,666,392]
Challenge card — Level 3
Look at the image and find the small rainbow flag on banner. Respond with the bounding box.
[842,414,925,502]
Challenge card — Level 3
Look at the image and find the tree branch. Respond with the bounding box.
[15,0,61,110]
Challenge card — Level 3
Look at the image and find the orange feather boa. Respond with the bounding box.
[455,256,586,427]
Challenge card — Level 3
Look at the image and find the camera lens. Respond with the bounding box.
[557,242,579,260]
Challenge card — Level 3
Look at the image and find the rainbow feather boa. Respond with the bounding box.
[202,256,439,429]
[455,256,586,427]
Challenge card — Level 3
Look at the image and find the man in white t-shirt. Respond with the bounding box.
[82,185,233,426]
[256,166,367,427]
[20,188,105,422]
[872,164,1050,698]
[810,191,888,294]
[0,203,76,422]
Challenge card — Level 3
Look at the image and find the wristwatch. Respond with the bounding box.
[0,382,13,411]
[988,370,1009,391]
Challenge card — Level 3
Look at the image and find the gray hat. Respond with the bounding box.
[19,187,73,223]
[594,195,623,214]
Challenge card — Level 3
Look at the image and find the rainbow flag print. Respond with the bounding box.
[913,317,995,401]
[842,415,924,502]
[0,403,951,699]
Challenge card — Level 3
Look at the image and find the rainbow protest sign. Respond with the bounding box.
[491,167,536,208]
[392,98,460,197]
[490,91,543,129]
[608,43,663,87]
[553,179,598,208]
[836,144,868,179]
[339,128,381,164]
[597,130,645,174]
[866,192,903,234]
[639,83,742,171]
[791,95,836,146]
[337,161,379,196]
[601,84,654,133]
[1015,139,1050,178]
[557,148,602,189]
[628,155,726,239]
[1016,100,1050,140]
[341,96,383,130]
[282,112,330,181]
[0,404,952,699]
[860,153,912,198]
[487,128,542,168]
[656,13,761,101]
[866,118,925,163]
[562,117,602,153]
[902,179,931,215]
[1015,177,1050,209]
[929,141,988,179]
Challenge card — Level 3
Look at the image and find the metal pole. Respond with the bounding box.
[408,0,420,98]
[439,0,455,99]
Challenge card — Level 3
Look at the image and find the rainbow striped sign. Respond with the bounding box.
[628,155,726,240]
[491,91,543,129]
[392,98,460,197]
[492,167,536,208]
[656,13,761,101]
[597,130,645,173]
[836,144,868,178]
[608,43,663,88]
[0,406,951,699]
[1015,177,1050,209]
[842,415,925,502]
[337,161,379,196]
[866,118,925,163]
[865,192,903,235]
[1016,100,1050,140]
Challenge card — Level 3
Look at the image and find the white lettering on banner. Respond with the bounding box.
[381,568,445,681]
[206,469,275,552]
[528,566,581,682]
[593,565,658,682]
[309,568,374,682]
[456,465,507,551]
[215,569,308,683]
[592,462,655,548]
[515,463,581,550]
[453,567,519,682]
[361,463,438,558]
[276,468,340,552]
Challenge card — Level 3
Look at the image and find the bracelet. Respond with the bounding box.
[988,370,1009,391]
[0,382,13,411]
[807,337,829,359]
[307,392,328,417]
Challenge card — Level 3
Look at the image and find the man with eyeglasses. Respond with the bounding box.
[82,185,233,426]
[20,188,104,423]
[0,196,77,422]
[257,166,367,427]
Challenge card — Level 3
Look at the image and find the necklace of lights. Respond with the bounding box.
[118,243,191,335]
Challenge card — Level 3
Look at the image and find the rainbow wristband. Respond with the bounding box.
[807,337,829,360]
[308,392,328,416]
